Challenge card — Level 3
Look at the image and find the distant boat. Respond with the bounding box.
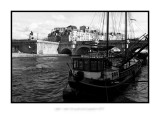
[63,12,148,102]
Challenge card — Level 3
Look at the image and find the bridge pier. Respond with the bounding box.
[71,49,76,55]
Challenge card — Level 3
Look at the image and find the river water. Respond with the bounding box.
[12,56,148,103]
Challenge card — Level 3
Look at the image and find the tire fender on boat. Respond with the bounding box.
[74,71,84,81]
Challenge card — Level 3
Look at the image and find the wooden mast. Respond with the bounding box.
[106,12,109,57]
[104,11,110,102]
[125,12,127,58]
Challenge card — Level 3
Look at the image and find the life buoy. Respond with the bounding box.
[74,71,84,81]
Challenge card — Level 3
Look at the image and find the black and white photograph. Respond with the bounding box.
[11,11,149,103]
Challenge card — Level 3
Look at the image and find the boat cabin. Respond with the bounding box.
[72,57,119,80]
[72,57,112,72]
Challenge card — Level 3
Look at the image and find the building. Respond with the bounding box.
[69,30,106,42]
[67,25,77,31]
[12,39,59,54]
[47,25,125,44]
[54,27,66,33]
[80,25,89,32]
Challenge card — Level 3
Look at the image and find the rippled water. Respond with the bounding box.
[124,65,148,102]
[12,56,148,103]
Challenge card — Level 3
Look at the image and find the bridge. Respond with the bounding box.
[58,39,148,55]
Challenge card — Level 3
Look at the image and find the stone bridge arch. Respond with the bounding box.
[75,46,90,55]
[58,43,72,54]
[60,48,72,54]
[75,44,122,55]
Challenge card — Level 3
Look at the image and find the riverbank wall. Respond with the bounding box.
[12,53,69,58]
[12,40,59,54]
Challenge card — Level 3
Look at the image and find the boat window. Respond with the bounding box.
[112,71,119,79]
[73,59,78,69]
[84,59,90,71]
[91,60,97,71]
[78,59,83,70]
[98,60,103,71]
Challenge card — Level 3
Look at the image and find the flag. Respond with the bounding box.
[130,19,136,21]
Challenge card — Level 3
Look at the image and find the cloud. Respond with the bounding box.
[52,14,66,21]
[12,22,30,39]
[12,18,147,40]
[29,23,39,30]
[12,20,57,39]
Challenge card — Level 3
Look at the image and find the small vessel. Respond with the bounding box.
[63,12,148,102]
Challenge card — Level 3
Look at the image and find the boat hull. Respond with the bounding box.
[63,56,142,102]
[67,74,133,101]
[64,63,141,102]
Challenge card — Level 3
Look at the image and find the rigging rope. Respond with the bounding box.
[117,12,122,34]
[111,13,116,35]
[128,13,147,38]
[134,22,146,34]
[98,12,104,33]
[89,12,97,29]
[101,13,105,35]
[111,13,125,40]
[128,13,135,39]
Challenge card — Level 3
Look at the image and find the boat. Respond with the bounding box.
[63,12,148,102]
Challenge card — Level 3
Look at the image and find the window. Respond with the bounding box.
[73,59,78,69]
[98,60,103,71]
[84,59,90,71]
[91,60,97,71]
[73,60,76,69]
[78,59,83,70]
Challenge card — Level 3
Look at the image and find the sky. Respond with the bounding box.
[12,12,148,39]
